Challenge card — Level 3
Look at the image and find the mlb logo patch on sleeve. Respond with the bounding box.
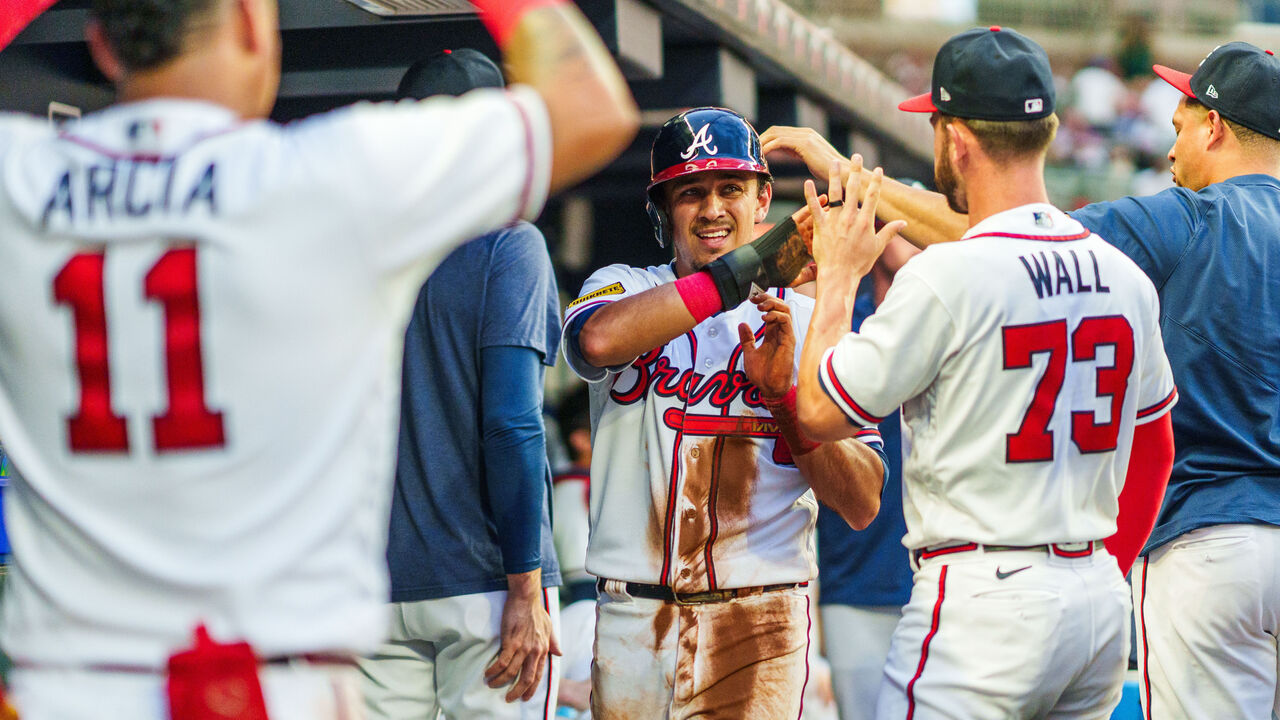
[568,282,625,308]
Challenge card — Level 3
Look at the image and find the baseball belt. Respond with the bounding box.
[597,577,807,606]
[911,540,1104,565]
[18,653,357,675]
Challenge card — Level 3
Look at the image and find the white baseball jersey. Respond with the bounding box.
[563,263,884,593]
[0,91,550,667]
[819,203,1176,550]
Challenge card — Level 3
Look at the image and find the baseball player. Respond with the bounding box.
[0,0,637,717]
[357,49,564,720]
[793,27,1177,719]
[561,107,889,719]
[773,38,1280,720]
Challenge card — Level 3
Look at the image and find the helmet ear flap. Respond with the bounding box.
[646,200,670,248]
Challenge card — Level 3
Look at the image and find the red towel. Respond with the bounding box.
[1,0,60,52]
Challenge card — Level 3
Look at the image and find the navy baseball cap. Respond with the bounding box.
[397,48,504,99]
[1154,42,1280,140]
[900,26,1055,121]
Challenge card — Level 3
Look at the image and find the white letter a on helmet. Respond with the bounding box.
[681,125,719,160]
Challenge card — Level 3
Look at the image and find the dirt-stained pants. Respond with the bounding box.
[591,580,811,720]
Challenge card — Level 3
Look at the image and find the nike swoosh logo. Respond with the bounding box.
[995,565,1032,580]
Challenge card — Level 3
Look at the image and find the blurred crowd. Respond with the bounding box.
[879,20,1183,207]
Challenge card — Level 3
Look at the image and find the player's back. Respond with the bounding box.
[875,204,1174,549]
[0,92,550,667]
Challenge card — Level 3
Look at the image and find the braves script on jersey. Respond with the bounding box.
[819,203,1177,549]
[0,91,550,667]
[563,264,883,594]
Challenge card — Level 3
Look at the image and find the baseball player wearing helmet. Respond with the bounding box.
[774,37,1280,720]
[793,27,1176,719]
[0,0,637,717]
[561,107,888,719]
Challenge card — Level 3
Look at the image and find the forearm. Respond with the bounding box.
[1105,413,1174,575]
[505,567,543,602]
[576,282,700,368]
[858,170,967,249]
[796,271,862,441]
[796,439,884,530]
[481,347,549,574]
[502,6,639,194]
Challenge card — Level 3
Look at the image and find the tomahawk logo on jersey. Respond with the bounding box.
[818,204,1175,550]
[564,263,884,594]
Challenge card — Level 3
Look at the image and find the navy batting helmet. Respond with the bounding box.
[646,107,771,247]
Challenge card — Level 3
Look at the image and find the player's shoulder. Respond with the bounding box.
[0,111,51,144]
[582,262,672,291]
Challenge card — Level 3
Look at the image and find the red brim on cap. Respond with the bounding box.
[898,92,938,113]
[1153,64,1196,99]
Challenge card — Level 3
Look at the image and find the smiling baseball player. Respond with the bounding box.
[562,107,888,718]
[0,0,637,717]
[795,28,1176,719]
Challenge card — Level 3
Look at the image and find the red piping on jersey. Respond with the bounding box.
[906,564,947,719]
[1137,388,1178,420]
[704,436,725,590]
[966,229,1092,242]
[1139,558,1153,720]
[660,330,699,587]
[822,353,885,424]
[512,94,536,225]
[796,593,812,720]
[701,329,763,590]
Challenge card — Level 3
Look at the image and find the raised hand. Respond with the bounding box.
[761,126,851,187]
[804,154,907,283]
[737,294,797,399]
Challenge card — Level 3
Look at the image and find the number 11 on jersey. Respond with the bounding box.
[54,246,226,454]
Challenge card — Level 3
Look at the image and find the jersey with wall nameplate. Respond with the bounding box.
[563,263,885,593]
[820,204,1176,551]
[0,91,551,667]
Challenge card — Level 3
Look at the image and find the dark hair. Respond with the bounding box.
[92,0,223,72]
[1184,98,1280,153]
[940,113,1060,162]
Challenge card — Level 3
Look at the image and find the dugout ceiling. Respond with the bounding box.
[1,0,932,182]
[0,0,933,276]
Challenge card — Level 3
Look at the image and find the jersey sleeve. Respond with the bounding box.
[560,265,659,383]
[1069,188,1202,290]
[817,266,956,428]
[479,223,561,365]
[286,87,551,274]
[1133,290,1178,425]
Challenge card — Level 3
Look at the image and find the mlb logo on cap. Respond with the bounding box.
[899,26,1056,122]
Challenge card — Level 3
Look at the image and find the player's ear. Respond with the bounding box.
[1204,109,1229,150]
[754,180,773,223]
[85,20,124,83]
[235,0,275,55]
[946,121,970,166]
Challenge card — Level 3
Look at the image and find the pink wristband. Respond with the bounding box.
[472,0,568,47]
[674,271,723,324]
[763,386,821,456]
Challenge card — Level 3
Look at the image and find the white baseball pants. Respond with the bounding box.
[359,587,561,720]
[591,580,811,720]
[1134,523,1280,720]
[876,546,1129,720]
